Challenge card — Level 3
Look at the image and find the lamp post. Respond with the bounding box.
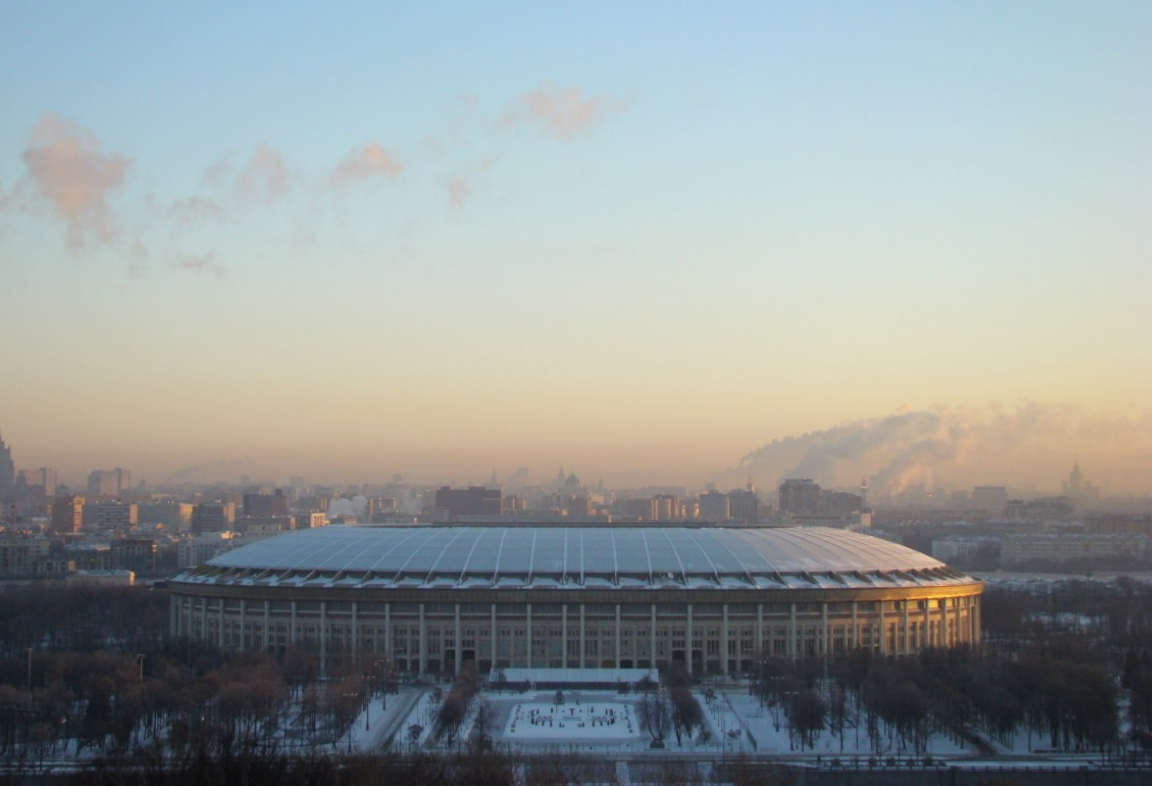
[137,654,145,683]
[365,672,371,732]
[26,647,33,704]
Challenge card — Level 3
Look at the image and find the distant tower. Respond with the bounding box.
[1063,459,1083,496]
[860,477,868,509]
[0,430,15,503]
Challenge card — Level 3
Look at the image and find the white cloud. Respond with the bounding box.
[330,143,404,187]
[19,112,132,249]
[502,83,632,139]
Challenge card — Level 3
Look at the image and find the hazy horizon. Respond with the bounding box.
[2,4,1150,495]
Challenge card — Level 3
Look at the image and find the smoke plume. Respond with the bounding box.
[739,402,1145,494]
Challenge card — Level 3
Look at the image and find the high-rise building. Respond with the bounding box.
[18,468,56,497]
[191,502,236,534]
[87,468,132,497]
[434,486,502,519]
[243,489,289,517]
[972,486,1010,511]
[728,486,760,526]
[0,430,15,503]
[779,479,822,516]
[699,490,730,521]
[51,495,85,534]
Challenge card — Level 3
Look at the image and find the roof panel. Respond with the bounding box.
[197,525,965,590]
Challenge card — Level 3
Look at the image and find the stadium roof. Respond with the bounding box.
[176,526,976,591]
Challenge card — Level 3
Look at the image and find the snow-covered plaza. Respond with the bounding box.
[503,699,638,742]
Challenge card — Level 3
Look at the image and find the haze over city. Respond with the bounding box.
[2,3,1150,492]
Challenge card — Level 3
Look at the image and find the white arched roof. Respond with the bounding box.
[180,526,976,591]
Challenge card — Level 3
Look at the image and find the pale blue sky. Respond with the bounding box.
[1,2,1150,489]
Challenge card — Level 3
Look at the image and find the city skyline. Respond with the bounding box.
[2,4,1150,491]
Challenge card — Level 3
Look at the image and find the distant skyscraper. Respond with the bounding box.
[779,478,821,516]
[0,431,15,503]
[51,495,85,534]
[699,490,730,521]
[18,468,56,497]
[434,486,502,519]
[243,489,289,517]
[88,468,131,497]
[191,502,236,534]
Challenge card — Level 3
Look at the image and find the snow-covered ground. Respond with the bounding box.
[504,701,638,742]
[719,691,970,758]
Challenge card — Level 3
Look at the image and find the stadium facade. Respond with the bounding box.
[169,526,982,676]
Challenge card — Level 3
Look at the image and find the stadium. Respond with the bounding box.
[169,525,982,677]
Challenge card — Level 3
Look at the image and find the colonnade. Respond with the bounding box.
[171,592,983,677]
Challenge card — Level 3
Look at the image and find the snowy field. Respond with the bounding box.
[718,692,970,758]
[503,700,638,742]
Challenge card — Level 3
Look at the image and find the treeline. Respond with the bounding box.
[65,746,752,786]
[742,582,1152,756]
[0,584,384,761]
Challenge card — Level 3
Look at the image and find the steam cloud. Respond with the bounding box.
[327,495,368,519]
[19,112,132,249]
[236,145,289,203]
[330,143,403,186]
[740,402,1143,494]
[502,83,632,139]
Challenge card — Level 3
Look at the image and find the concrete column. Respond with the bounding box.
[851,601,859,649]
[686,604,694,675]
[579,604,586,670]
[820,603,828,657]
[615,604,622,669]
[239,599,246,650]
[903,603,911,653]
[170,597,178,637]
[974,597,981,645]
[942,599,950,647]
[923,600,931,650]
[385,603,392,665]
[562,605,569,668]
[263,600,270,653]
[351,602,359,661]
[756,603,764,658]
[319,601,327,677]
[454,603,462,674]
[290,600,297,646]
[721,604,730,675]
[650,604,657,669]
[526,604,533,669]
[200,597,207,642]
[490,604,497,669]
[879,603,886,654]
[789,603,797,661]
[418,603,427,675]
[217,599,225,648]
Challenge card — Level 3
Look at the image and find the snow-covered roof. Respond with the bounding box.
[173,526,977,591]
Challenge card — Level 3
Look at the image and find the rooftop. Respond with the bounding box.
[174,525,976,591]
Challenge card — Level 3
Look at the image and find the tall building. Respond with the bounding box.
[728,484,760,526]
[779,479,821,516]
[191,502,236,534]
[0,430,15,503]
[18,468,56,497]
[243,489,289,517]
[972,486,1009,511]
[88,468,132,497]
[434,486,502,519]
[699,490,730,521]
[51,495,85,534]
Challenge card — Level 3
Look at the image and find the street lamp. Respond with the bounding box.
[365,672,371,732]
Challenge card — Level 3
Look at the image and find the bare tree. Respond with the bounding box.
[637,688,671,748]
